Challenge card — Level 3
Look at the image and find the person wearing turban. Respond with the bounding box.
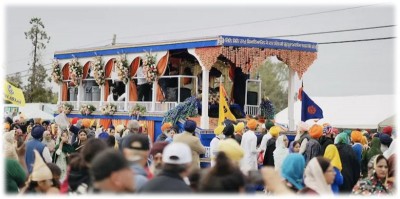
[335,132,360,193]
[234,122,245,144]
[294,121,311,156]
[262,126,281,166]
[351,131,363,165]
[319,124,335,156]
[324,144,344,194]
[25,125,53,174]
[304,125,322,165]
[209,125,225,167]
[240,119,261,172]
[382,126,393,137]
[173,120,205,170]
[156,122,174,143]
[379,133,392,153]
[218,138,244,166]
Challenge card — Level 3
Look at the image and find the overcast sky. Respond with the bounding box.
[4,3,396,97]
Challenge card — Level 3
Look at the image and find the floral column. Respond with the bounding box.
[189,47,221,129]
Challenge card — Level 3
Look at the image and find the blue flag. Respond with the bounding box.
[301,90,323,121]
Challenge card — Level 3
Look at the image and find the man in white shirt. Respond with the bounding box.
[240,119,260,173]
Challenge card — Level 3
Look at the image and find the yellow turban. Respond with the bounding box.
[247,119,258,130]
[269,126,281,137]
[116,125,125,133]
[309,124,323,139]
[214,125,224,135]
[218,138,244,162]
[351,130,362,143]
[324,144,342,171]
[161,122,173,132]
[32,150,53,181]
[234,122,245,133]
[361,136,368,146]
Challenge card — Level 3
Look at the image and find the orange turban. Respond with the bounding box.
[247,119,258,130]
[82,119,91,128]
[161,122,173,132]
[309,124,323,139]
[4,123,10,131]
[351,130,362,143]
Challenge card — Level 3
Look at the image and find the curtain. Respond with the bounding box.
[82,62,90,79]
[229,64,235,100]
[140,120,154,143]
[129,57,141,101]
[62,63,70,101]
[104,59,114,101]
[99,119,112,129]
[104,81,109,101]
[156,84,164,101]
[157,51,169,76]
[111,119,129,127]
[62,83,68,101]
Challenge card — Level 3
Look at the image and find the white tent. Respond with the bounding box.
[275,95,395,129]
[18,103,55,121]
[378,115,395,130]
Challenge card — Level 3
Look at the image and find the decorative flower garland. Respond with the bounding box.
[51,59,62,84]
[163,96,198,124]
[260,97,275,120]
[62,103,74,114]
[80,104,96,115]
[142,52,158,82]
[130,104,146,117]
[100,103,117,115]
[69,58,83,87]
[91,56,105,85]
[115,54,130,84]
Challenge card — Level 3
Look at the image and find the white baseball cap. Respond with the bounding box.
[162,142,192,164]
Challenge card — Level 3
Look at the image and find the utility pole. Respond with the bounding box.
[112,34,116,45]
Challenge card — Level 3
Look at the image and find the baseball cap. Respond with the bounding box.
[162,142,192,165]
[121,134,150,151]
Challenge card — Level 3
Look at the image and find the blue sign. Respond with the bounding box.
[218,35,318,52]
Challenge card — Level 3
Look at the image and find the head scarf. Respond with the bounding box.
[309,125,323,139]
[297,121,309,133]
[379,133,392,147]
[32,150,53,181]
[281,154,305,190]
[304,157,334,195]
[42,131,55,151]
[373,155,388,186]
[54,133,75,154]
[366,138,382,161]
[382,126,392,137]
[273,135,289,170]
[3,130,18,160]
[323,125,333,136]
[334,132,350,145]
[269,126,281,137]
[289,141,295,153]
[351,131,362,143]
[324,144,342,171]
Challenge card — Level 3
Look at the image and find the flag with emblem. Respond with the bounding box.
[300,87,323,122]
[218,82,236,125]
[4,81,25,106]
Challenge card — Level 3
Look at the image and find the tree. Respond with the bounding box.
[24,17,52,103]
[6,72,23,88]
[250,58,289,113]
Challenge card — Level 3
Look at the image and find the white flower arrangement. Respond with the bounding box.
[142,52,158,82]
[51,59,63,84]
[100,103,117,115]
[80,104,96,115]
[91,56,105,85]
[130,104,146,119]
[60,103,73,114]
[69,58,83,87]
[115,54,130,84]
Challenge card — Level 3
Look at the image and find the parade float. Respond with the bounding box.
[52,35,318,165]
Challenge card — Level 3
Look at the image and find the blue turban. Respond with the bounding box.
[98,132,109,140]
[379,133,392,147]
[184,120,196,132]
[31,125,45,139]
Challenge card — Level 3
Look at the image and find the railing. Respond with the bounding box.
[127,101,177,113]
[245,105,260,116]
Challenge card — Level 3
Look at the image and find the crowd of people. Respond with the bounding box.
[3,113,396,195]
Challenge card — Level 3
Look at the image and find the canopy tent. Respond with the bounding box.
[378,115,396,131]
[18,103,55,121]
[275,95,395,129]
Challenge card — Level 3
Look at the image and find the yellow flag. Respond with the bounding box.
[218,83,236,125]
[4,81,25,106]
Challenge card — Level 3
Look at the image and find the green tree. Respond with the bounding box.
[250,58,289,113]
[24,17,52,103]
[6,72,23,88]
